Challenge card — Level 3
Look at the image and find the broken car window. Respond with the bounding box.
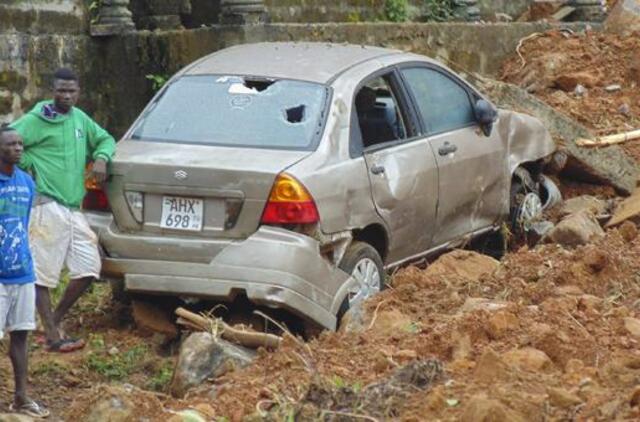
[131,75,327,150]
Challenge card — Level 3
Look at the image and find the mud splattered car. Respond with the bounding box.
[86,43,560,330]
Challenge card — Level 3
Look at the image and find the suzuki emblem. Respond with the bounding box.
[174,170,188,180]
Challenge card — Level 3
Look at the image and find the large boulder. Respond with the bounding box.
[605,0,640,35]
[544,210,605,246]
[559,195,608,218]
[425,250,499,282]
[477,78,638,195]
[170,333,256,398]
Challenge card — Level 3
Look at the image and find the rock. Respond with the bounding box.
[630,386,640,407]
[559,195,608,217]
[607,189,640,227]
[547,387,583,408]
[474,349,511,383]
[578,294,603,312]
[582,246,608,272]
[619,220,638,242]
[425,250,499,282]
[87,394,134,422]
[623,317,640,338]
[503,347,553,372]
[477,78,637,195]
[574,84,587,96]
[545,211,605,247]
[338,302,366,333]
[167,410,207,422]
[605,0,640,35]
[461,298,508,313]
[170,333,256,398]
[619,103,631,116]
[0,414,35,422]
[461,394,526,422]
[554,72,600,91]
[368,309,413,336]
[486,311,519,339]
[132,300,178,338]
[555,285,584,296]
[605,84,622,92]
[425,386,448,412]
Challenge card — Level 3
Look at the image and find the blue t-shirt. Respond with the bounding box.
[0,167,35,284]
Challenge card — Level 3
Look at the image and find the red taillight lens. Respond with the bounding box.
[83,187,110,211]
[83,163,110,211]
[261,173,319,224]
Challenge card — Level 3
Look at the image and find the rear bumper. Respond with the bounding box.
[86,212,350,330]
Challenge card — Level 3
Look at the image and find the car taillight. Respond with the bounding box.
[261,173,319,224]
[83,165,110,211]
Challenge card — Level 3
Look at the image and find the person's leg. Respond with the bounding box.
[35,285,60,343]
[8,330,28,406]
[52,276,92,326]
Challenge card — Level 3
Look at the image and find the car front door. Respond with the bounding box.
[399,65,507,246]
[352,71,439,264]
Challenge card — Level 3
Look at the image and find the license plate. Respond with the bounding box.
[160,196,203,231]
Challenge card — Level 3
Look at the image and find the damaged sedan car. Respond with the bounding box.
[86,43,560,331]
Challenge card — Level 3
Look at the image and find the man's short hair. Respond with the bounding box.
[53,68,79,82]
[0,123,16,134]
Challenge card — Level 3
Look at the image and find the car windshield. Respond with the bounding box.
[131,75,328,150]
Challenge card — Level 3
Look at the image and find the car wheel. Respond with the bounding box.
[338,241,385,312]
[510,167,543,232]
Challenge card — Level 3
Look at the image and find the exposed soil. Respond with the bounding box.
[501,30,640,163]
[4,225,637,420]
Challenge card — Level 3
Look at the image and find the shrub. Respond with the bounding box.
[385,0,409,22]
[423,0,456,22]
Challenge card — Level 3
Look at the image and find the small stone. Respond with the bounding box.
[486,311,519,339]
[630,386,640,407]
[582,246,608,272]
[547,387,583,408]
[624,317,640,338]
[555,285,584,296]
[559,196,608,217]
[108,346,119,356]
[554,72,600,91]
[474,349,511,383]
[461,298,508,313]
[503,347,553,372]
[574,84,587,96]
[620,221,638,242]
[605,84,622,92]
[619,103,631,116]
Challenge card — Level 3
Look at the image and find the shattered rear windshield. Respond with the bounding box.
[130,75,328,150]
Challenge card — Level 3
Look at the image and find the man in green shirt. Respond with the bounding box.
[11,68,115,352]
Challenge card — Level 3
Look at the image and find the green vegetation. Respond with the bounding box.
[146,361,174,392]
[422,0,456,22]
[86,343,149,381]
[384,0,409,22]
[146,73,170,93]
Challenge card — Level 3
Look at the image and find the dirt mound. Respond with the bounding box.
[501,30,640,162]
[68,229,640,421]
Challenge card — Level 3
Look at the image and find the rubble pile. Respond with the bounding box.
[64,199,640,420]
[501,30,640,162]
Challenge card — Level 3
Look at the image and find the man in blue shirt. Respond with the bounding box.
[0,124,49,418]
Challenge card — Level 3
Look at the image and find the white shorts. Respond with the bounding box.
[0,283,36,339]
[29,201,101,288]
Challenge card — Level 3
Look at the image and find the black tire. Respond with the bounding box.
[337,241,385,318]
[509,167,540,232]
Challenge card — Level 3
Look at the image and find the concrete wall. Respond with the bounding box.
[0,0,87,34]
[0,21,588,138]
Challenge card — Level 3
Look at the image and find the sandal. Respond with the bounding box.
[10,400,50,418]
[45,338,85,353]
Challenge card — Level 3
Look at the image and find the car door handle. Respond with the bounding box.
[438,142,458,156]
[370,165,385,175]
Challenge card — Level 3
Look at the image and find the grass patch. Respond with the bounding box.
[86,344,149,381]
[146,361,174,392]
[31,361,72,376]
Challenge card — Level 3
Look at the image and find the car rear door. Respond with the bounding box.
[399,65,507,246]
[353,70,439,264]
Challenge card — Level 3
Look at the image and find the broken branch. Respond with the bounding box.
[175,307,282,350]
[576,129,640,147]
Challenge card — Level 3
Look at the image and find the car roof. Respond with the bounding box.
[184,42,408,84]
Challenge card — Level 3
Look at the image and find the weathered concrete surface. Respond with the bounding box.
[0,22,592,138]
[605,0,640,35]
[477,78,638,195]
[0,0,87,34]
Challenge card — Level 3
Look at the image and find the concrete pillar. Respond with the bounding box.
[220,0,268,25]
[90,0,135,36]
[137,0,191,30]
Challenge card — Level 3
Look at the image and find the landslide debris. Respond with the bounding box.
[64,225,640,421]
[501,29,640,163]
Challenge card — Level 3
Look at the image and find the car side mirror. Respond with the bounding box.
[474,99,497,136]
